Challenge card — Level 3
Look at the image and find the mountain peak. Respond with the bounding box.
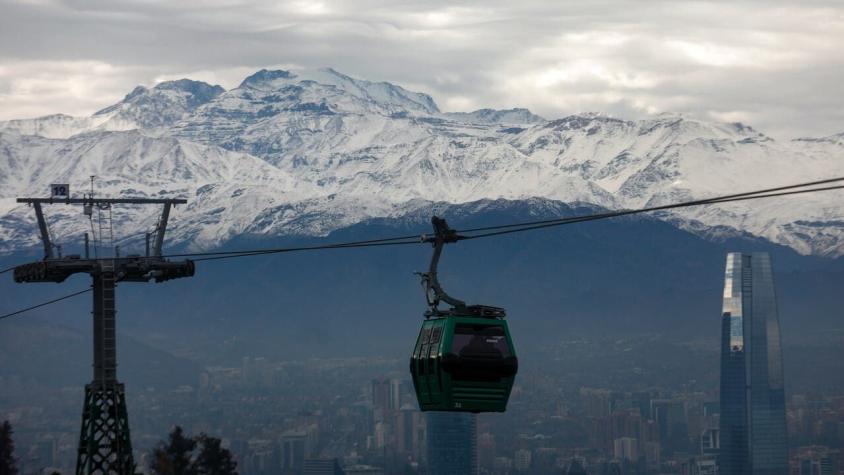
[544,113,629,131]
[90,78,225,130]
[154,78,224,94]
[239,69,294,88]
[95,78,224,116]
[317,66,348,79]
[229,67,440,116]
[123,85,149,102]
[444,107,545,125]
[793,132,844,145]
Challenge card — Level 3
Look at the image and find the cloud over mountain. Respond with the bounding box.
[1,1,843,138]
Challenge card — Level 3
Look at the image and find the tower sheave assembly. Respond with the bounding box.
[719,252,788,475]
[12,194,195,475]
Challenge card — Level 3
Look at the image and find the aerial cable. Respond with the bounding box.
[170,179,844,260]
[163,233,425,261]
[456,176,844,234]
[2,177,844,318]
[192,238,421,262]
[2,178,843,267]
[0,288,92,320]
[0,233,423,273]
[460,184,844,240]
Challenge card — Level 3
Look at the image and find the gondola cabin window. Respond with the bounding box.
[451,324,511,358]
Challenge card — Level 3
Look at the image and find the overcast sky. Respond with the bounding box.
[0,0,841,138]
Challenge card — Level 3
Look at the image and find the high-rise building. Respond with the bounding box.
[343,465,384,475]
[395,404,423,459]
[651,399,688,455]
[690,455,719,475]
[281,430,312,473]
[513,449,532,473]
[564,458,588,475]
[426,412,478,475]
[477,432,497,470]
[613,437,638,461]
[642,441,660,471]
[303,458,345,475]
[35,438,57,468]
[700,427,720,456]
[719,252,788,475]
[372,378,390,420]
[581,388,613,418]
[796,446,839,475]
[389,379,403,411]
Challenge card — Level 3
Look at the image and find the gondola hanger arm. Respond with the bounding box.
[419,216,506,319]
[419,216,468,315]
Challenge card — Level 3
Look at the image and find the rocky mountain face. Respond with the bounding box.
[93,78,226,130]
[0,67,842,256]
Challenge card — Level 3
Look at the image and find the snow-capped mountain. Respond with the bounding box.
[444,108,545,125]
[0,67,842,256]
[93,79,225,131]
[0,79,225,140]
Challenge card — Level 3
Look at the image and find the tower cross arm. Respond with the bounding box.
[16,198,187,205]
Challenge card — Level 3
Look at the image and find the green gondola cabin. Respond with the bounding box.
[410,216,519,413]
[410,314,517,412]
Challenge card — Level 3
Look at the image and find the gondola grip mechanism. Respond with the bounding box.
[418,216,468,316]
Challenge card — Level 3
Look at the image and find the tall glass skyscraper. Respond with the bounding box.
[719,252,788,475]
[426,412,478,475]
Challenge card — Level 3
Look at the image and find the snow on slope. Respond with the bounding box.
[444,108,545,125]
[0,68,842,256]
[510,113,844,254]
[0,130,316,250]
[92,79,225,132]
[0,114,111,139]
[0,79,225,139]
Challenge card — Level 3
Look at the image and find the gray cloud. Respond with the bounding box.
[0,0,842,138]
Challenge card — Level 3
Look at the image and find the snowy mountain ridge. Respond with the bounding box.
[0,67,842,256]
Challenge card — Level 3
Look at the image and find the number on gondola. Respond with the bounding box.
[50,184,69,198]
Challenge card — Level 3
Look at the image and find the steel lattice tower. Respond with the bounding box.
[13,195,195,475]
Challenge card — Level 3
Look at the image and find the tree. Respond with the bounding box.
[193,435,237,475]
[149,428,236,475]
[149,426,197,475]
[0,420,18,475]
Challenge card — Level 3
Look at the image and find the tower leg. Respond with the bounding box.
[76,265,135,474]
[76,383,135,474]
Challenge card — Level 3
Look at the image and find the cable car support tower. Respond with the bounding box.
[12,192,195,475]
